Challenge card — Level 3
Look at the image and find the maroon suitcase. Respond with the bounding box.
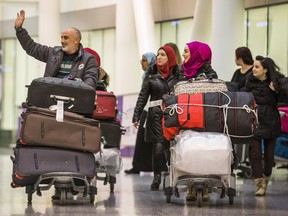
[93,91,117,120]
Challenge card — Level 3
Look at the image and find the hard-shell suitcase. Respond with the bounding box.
[275,133,288,160]
[26,77,96,116]
[12,146,96,177]
[93,91,117,120]
[20,106,102,153]
[278,106,288,134]
[100,121,125,149]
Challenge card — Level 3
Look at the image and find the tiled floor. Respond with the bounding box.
[1,146,288,216]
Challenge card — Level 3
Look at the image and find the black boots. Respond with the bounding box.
[124,168,140,174]
[151,174,161,191]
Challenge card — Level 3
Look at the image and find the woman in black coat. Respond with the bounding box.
[132,45,180,190]
[245,55,284,196]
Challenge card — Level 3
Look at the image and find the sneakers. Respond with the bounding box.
[185,188,196,201]
[124,168,140,174]
[151,174,161,191]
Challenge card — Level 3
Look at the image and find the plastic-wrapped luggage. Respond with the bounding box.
[19,106,102,153]
[171,130,233,175]
[95,148,123,175]
[26,77,96,116]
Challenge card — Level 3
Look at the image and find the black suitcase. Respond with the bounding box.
[100,121,125,149]
[26,77,96,116]
[12,146,96,177]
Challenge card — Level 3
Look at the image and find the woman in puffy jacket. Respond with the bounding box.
[132,45,180,190]
[245,55,284,196]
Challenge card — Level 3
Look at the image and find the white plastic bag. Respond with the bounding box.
[171,130,233,176]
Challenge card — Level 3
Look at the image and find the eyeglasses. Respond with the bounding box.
[140,59,147,63]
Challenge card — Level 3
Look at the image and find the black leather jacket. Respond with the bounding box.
[132,64,181,142]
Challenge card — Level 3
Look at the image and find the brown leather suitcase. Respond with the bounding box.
[19,106,102,153]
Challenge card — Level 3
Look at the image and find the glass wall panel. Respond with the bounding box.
[102,28,115,92]
[247,8,268,57]
[177,18,193,55]
[161,21,177,46]
[155,23,161,49]
[2,39,16,130]
[268,5,288,75]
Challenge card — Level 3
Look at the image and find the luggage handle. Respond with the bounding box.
[50,95,75,104]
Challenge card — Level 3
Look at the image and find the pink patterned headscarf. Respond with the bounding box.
[183,41,212,79]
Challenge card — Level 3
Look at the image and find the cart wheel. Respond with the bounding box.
[60,188,66,205]
[90,193,95,203]
[229,195,234,205]
[243,169,252,178]
[166,194,171,203]
[197,189,203,207]
[110,183,115,193]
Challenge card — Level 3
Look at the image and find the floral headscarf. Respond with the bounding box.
[156,45,177,79]
[183,41,212,79]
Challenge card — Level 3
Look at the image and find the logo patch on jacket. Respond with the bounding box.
[78,63,84,70]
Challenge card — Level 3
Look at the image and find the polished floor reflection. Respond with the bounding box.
[1,146,288,216]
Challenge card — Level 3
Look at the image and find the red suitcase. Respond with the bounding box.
[93,91,117,120]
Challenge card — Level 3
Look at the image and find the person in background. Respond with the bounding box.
[83,47,110,91]
[231,47,254,90]
[132,46,180,190]
[181,41,218,201]
[125,52,156,174]
[14,10,98,89]
[245,55,285,196]
[165,42,183,65]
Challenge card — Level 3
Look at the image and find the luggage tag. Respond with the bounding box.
[55,100,64,122]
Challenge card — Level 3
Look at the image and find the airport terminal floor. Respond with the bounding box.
[0,146,288,216]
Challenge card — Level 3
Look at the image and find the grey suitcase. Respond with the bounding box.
[13,146,96,177]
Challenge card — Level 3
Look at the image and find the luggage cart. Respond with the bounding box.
[163,130,236,207]
[25,172,97,205]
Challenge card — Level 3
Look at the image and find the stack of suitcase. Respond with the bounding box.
[93,90,126,192]
[11,77,102,204]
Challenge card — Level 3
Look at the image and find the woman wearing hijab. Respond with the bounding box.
[132,46,180,190]
[182,41,218,80]
[125,52,156,174]
[181,41,218,201]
